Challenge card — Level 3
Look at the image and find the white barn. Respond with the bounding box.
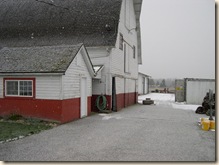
[138,72,150,95]
[0,0,143,114]
[90,0,143,111]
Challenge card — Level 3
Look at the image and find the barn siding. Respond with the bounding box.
[186,79,215,105]
[110,0,138,79]
[90,0,139,111]
[62,50,92,99]
[138,75,143,95]
[87,48,109,58]
[87,47,111,95]
[111,0,138,110]
[36,76,62,100]
[138,74,149,95]
[145,78,149,94]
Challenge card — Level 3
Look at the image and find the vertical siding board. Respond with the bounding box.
[186,80,215,104]
[87,48,111,95]
[111,0,138,80]
[36,76,62,100]
[138,74,143,95]
[62,51,92,100]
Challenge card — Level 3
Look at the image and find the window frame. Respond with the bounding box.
[133,45,136,59]
[4,78,35,99]
[119,33,123,50]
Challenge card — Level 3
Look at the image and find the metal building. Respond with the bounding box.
[175,78,215,105]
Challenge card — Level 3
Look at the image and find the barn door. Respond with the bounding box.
[80,77,87,118]
[112,77,117,112]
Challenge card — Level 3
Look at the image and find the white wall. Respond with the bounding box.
[186,79,215,104]
[111,0,138,79]
[87,47,111,95]
[138,74,143,94]
[0,51,92,100]
[62,50,92,99]
[138,74,149,95]
[145,78,149,94]
[116,77,125,94]
[0,76,62,100]
[36,76,62,100]
[88,0,139,97]
[111,0,139,95]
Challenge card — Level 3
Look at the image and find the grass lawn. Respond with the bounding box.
[0,116,58,142]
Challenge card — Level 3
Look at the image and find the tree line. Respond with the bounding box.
[149,78,175,88]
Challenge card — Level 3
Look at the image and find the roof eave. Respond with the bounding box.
[0,72,64,76]
[133,0,143,64]
[80,45,96,78]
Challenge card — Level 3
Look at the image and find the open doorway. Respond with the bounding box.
[112,77,117,111]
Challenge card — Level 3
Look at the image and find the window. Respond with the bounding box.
[119,33,123,50]
[133,46,136,59]
[5,79,34,97]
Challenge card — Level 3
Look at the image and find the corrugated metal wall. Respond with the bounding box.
[185,78,215,105]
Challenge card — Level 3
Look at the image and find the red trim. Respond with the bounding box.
[117,92,137,110]
[0,98,62,121]
[61,98,80,123]
[91,92,137,112]
[3,78,36,99]
[0,96,92,123]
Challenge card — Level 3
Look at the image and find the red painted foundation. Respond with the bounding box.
[116,92,137,111]
[0,96,92,123]
[91,92,137,112]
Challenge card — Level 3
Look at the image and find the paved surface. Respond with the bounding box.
[0,101,216,161]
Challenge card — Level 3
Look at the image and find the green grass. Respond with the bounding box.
[0,121,53,142]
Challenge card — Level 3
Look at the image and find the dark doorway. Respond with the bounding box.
[112,77,117,111]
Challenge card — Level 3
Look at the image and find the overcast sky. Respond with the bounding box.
[139,0,215,79]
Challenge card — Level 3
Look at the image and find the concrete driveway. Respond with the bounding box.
[0,95,216,161]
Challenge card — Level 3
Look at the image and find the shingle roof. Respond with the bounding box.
[0,44,83,74]
[0,0,122,48]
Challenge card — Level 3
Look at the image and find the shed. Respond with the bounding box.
[175,78,215,105]
[138,73,150,95]
[0,44,95,123]
[185,78,215,105]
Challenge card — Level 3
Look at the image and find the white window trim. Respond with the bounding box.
[5,80,33,97]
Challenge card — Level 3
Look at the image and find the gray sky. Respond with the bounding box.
[139,0,215,79]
